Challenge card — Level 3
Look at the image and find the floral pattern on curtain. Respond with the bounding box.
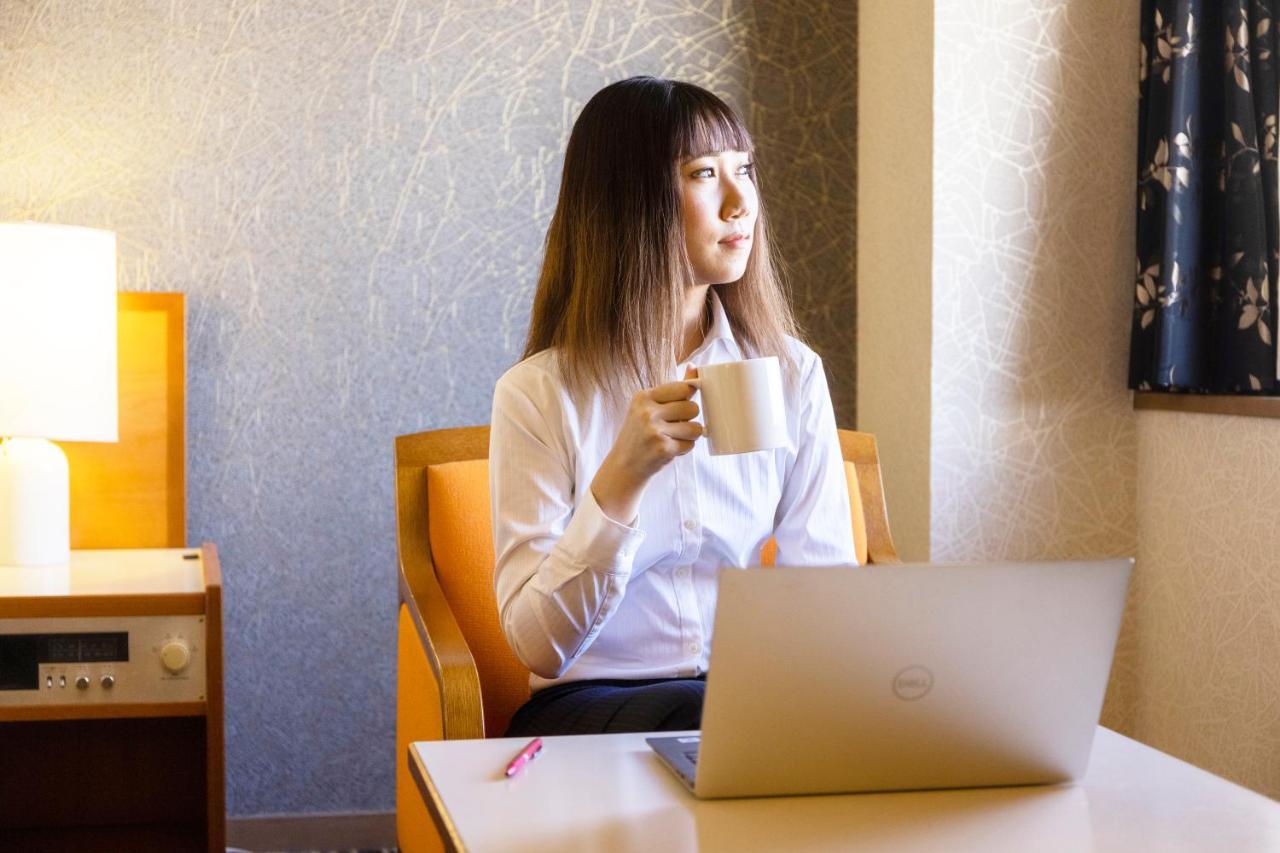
[1129,0,1280,392]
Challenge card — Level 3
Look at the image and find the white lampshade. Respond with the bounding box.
[0,223,118,442]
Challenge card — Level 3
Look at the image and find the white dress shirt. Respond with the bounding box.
[490,293,856,690]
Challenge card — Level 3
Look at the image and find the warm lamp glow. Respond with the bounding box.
[0,223,118,566]
[0,223,118,442]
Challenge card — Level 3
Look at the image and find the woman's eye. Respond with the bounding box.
[687,162,753,179]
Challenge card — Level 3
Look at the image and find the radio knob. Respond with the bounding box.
[101,675,115,689]
[75,675,90,690]
[160,639,191,674]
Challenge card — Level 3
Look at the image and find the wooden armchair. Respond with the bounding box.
[394,426,899,852]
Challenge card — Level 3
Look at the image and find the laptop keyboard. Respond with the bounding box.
[683,747,700,765]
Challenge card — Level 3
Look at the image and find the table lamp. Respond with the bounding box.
[0,223,118,567]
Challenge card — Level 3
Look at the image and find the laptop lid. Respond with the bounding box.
[691,559,1133,798]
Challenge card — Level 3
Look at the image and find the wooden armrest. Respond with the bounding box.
[857,458,901,564]
[838,430,902,565]
[398,554,485,740]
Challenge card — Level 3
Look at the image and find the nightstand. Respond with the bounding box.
[0,545,224,852]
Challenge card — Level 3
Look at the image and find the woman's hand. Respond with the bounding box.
[591,366,701,524]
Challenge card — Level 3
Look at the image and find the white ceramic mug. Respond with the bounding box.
[691,356,788,455]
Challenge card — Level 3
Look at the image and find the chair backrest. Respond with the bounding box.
[396,425,898,738]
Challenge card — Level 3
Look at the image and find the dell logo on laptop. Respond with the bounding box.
[893,666,933,700]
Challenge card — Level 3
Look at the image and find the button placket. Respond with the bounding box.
[668,451,709,673]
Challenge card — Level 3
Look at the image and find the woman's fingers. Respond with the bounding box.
[656,399,699,422]
[664,420,704,441]
[611,377,704,475]
[650,379,698,403]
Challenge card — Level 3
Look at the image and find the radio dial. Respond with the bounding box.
[75,675,90,690]
[160,639,191,674]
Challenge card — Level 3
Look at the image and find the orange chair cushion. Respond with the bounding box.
[395,604,445,852]
[427,460,530,737]
[760,461,867,566]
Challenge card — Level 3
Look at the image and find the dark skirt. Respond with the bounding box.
[504,675,707,737]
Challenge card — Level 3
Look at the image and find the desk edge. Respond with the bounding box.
[408,742,466,853]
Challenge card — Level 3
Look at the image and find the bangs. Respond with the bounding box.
[671,86,754,162]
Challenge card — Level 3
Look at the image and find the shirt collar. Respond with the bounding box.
[685,289,741,364]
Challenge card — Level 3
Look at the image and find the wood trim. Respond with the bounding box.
[409,746,465,853]
[0,593,205,619]
[397,550,485,740]
[122,292,187,546]
[396,425,490,468]
[226,810,396,851]
[201,542,222,589]
[201,542,225,853]
[61,292,186,550]
[159,293,187,546]
[0,702,206,722]
[837,429,901,564]
[1133,391,1280,419]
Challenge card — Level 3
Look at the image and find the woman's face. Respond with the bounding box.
[679,149,758,285]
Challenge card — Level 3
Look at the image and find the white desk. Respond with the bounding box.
[410,727,1280,852]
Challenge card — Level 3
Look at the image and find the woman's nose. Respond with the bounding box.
[721,183,750,220]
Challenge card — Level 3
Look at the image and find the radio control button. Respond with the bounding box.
[160,640,191,674]
[101,675,115,689]
[75,676,90,690]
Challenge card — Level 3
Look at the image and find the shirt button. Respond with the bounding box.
[683,519,697,531]
[675,567,689,579]
[689,643,700,654]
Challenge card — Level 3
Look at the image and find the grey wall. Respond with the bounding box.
[0,1,855,815]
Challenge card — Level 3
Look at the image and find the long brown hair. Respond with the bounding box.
[524,76,799,401]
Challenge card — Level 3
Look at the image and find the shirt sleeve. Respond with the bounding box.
[773,353,860,567]
[490,367,646,679]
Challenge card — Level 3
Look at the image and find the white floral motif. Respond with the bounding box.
[1226,15,1250,92]
[1238,277,1273,346]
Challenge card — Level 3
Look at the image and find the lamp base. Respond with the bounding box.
[0,437,70,567]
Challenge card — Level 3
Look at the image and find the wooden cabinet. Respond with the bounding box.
[0,545,224,852]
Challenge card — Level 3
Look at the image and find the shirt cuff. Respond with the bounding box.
[554,487,646,575]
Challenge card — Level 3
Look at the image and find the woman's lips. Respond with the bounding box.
[719,234,751,249]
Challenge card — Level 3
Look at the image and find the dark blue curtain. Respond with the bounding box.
[1129,1,1280,392]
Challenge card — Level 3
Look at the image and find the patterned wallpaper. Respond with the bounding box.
[930,0,1138,562]
[746,4,858,422]
[1111,410,1280,799]
[0,1,855,816]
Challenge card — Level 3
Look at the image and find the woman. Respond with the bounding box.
[491,76,856,737]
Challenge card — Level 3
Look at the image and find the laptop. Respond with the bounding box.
[647,559,1133,798]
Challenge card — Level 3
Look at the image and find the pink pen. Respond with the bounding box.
[504,737,544,777]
